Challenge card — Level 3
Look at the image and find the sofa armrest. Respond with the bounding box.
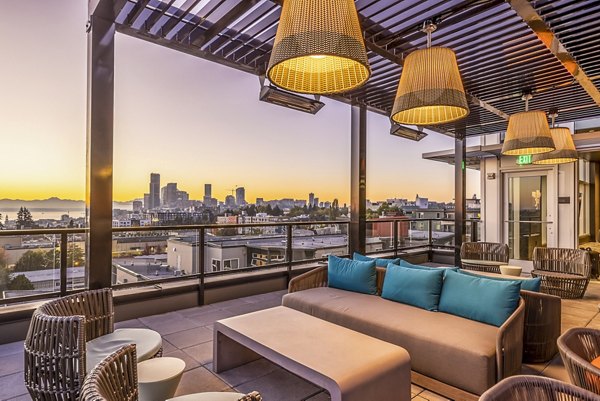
[288,266,328,293]
[496,297,525,381]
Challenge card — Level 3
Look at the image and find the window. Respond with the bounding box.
[223,259,239,270]
[211,259,221,271]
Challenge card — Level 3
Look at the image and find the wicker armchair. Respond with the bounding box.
[558,327,600,394]
[531,247,591,299]
[24,288,162,401]
[460,242,509,273]
[80,345,262,401]
[479,375,600,401]
[521,290,561,363]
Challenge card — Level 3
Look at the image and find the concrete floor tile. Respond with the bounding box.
[115,318,148,329]
[162,338,178,354]
[0,372,28,400]
[7,394,33,401]
[164,349,201,372]
[174,367,230,396]
[186,309,236,326]
[164,326,213,349]
[217,358,280,387]
[0,352,24,377]
[305,391,331,400]
[183,341,213,365]
[0,341,24,357]
[540,354,570,383]
[411,383,424,397]
[234,368,321,401]
[139,312,200,335]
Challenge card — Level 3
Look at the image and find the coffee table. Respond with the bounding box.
[214,306,411,401]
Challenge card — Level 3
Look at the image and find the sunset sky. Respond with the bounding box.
[0,0,480,205]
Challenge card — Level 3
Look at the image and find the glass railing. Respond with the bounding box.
[0,218,481,305]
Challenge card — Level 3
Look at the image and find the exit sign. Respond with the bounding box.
[516,155,532,165]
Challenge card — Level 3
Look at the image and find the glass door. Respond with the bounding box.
[503,171,556,261]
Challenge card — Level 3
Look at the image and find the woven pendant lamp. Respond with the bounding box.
[391,22,469,125]
[267,0,370,95]
[533,112,577,164]
[501,94,555,156]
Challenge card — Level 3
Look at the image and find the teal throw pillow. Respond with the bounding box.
[382,264,444,311]
[328,255,377,295]
[458,269,541,292]
[353,252,401,268]
[439,269,520,327]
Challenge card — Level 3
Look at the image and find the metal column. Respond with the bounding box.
[86,1,116,289]
[454,129,467,266]
[350,105,367,255]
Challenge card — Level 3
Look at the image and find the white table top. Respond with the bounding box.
[87,328,162,372]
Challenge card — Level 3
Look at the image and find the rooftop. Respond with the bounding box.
[3,283,600,401]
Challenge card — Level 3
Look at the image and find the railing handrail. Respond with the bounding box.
[0,217,482,236]
[0,218,482,306]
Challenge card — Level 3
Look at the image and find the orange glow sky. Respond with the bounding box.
[0,1,480,205]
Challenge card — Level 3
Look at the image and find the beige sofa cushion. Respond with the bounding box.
[283,287,499,395]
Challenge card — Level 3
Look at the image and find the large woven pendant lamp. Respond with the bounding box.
[391,22,469,125]
[267,0,370,95]
[501,93,555,156]
[533,111,577,164]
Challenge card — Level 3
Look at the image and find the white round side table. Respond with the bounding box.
[138,357,186,401]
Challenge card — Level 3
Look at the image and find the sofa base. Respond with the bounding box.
[412,371,478,401]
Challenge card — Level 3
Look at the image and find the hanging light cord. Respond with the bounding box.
[549,107,558,128]
[522,92,532,112]
[422,21,437,49]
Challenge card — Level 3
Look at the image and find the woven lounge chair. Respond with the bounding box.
[80,344,262,401]
[479,375,600,401]
[460,242,509,273]
[24,288,162,400]
[558,327,600,394]
[531,247,591,299]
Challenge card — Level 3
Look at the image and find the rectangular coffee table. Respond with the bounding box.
[214,306,410,401]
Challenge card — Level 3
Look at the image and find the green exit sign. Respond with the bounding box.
[516,155,532,165]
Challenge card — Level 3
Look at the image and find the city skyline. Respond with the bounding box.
[0,0,480,205]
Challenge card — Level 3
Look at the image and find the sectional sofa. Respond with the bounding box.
[283,257,526,401]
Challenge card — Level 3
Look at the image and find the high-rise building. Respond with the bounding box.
[314,197,319,208]
[132,200,143,212]
[225,195,236,208]
[143,193,150,210]
[149,173,160,209]
[235,187,246,206]
[161,183,179,207]
[204,184,211,198]
[308,193,315,207]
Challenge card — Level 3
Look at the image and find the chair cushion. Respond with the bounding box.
[168,393,246,401]
[353,252,401,267]
[86,328,162,372]
[592,356,600,369]
[328,255,377,295]
[283,287,498,395]
[381,264,444,311]
[439,270,520,327]
[459,269,541,292]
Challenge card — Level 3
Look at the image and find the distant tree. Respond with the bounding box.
[216,227,238,236]
[0,249,10,295]
[47,245,85,267]
[14,250,49,272]
[244,205,257,216]
[16,207,34,229]
[0,213,3,229]
[68,219,74,228]
[12,275,34,290]
[7,274,34,291]
[271,205,283,216]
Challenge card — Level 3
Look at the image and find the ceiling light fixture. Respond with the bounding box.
[532,110,578,164]
[390,21,469,125]
[267,0,370,95]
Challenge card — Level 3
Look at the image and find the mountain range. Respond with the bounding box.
[0,197,133,210]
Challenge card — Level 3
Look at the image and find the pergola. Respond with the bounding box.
[86,0,600,288]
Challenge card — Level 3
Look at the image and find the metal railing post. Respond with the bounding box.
[393,220,398,257]
[199,227,205,306]
[428,219,433,262]
[60,233,68,296]
[286,224,293,285]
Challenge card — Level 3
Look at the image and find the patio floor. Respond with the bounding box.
[3,282,600,401]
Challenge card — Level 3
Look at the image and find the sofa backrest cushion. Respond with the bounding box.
[439,269,521,327]
[382,264,444,311]
[398,260,459,276]
[328,255,377,295]
[458,269,541,292]
[353,252,401,268]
